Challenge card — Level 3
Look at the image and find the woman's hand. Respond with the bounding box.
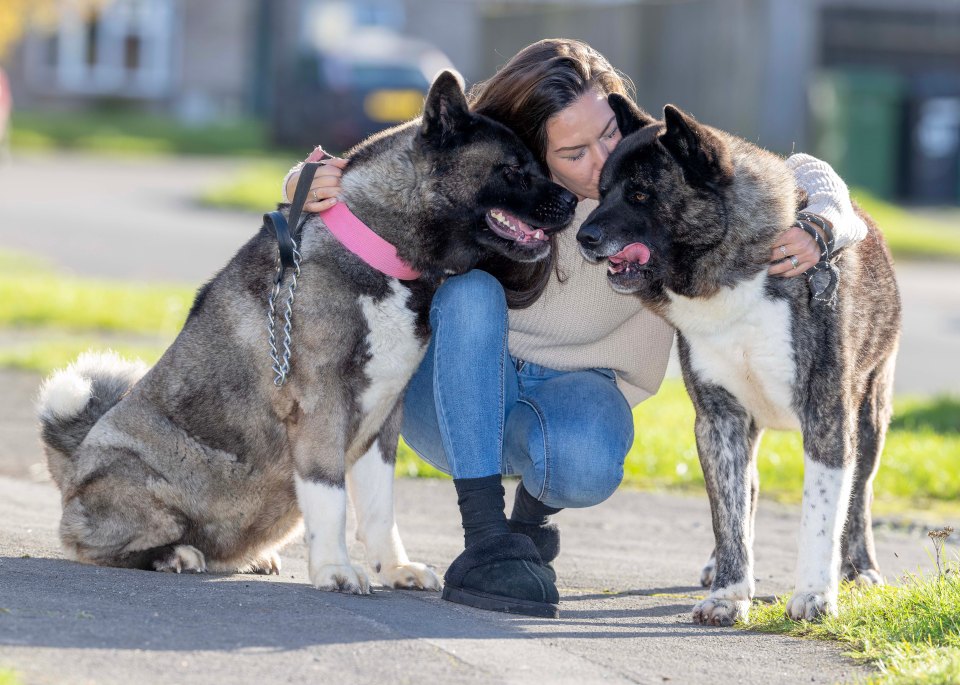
[285,152,348,213]
[768,222,824,277]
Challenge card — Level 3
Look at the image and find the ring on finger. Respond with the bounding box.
[790,255,800,269]
[779,245,787,258]
[311,189,319,202]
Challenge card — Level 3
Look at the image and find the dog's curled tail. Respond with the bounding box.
[37,351,148,486]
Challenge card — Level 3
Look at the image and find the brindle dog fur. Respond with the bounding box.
[577,96,901,625]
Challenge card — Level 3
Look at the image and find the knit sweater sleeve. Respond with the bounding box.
[281,163,303,203]
[786,153,867,250]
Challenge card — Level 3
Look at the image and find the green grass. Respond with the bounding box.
[0,338,167,374]
[0,250,193,336]
[0,249,186,371]
[853,189,960,262]
[198,161,291,211]
[744,556,960,685]
[0,669,21,685]
[0,276,193,336]
[10,110,278,158]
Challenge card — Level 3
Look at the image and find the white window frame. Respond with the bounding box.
[24,0,175,98]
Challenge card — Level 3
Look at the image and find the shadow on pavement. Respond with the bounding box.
[0,556,732,651]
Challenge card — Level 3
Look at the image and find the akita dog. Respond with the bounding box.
[37,72,577,593]
[577,97,901,624]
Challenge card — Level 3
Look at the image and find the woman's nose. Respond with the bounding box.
[594,143,611,168]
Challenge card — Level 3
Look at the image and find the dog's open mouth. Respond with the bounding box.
[485,209,548,245]
[607,242,651,275]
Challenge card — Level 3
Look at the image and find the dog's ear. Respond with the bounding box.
[608,94,657,137]
[421,70,471,144]
[660,105,733,186]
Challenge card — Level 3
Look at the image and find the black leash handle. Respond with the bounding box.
[263,157,329,271]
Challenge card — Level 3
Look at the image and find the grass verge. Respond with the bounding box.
[853,190,960,262]
[198,162,291,211]
[11,110,278,158]
[744,554,960,685]
[0,250,193,335]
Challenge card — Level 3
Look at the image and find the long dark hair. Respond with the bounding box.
[468,39,634,308]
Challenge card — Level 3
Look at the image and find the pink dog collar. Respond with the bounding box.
[307,146,421,281]
[319,202,422,281]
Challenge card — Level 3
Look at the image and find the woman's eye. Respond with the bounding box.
[605,127,619,139]
[566,150,586,161]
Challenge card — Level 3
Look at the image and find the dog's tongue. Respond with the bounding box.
[609,242,651,265]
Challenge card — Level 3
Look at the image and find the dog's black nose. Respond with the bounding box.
[577,223,604,247]
[559,189,578,210]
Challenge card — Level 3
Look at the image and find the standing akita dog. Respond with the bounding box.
[576,97,901,624]
[37,72,577,593]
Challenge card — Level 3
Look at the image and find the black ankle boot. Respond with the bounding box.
[508,481,561,582]
[442,475,560,618]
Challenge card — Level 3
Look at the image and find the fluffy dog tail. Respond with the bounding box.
[37,351,148,487]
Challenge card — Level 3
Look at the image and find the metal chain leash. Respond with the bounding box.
[266,242,302,386]
[262,160,323,386]
[794,212,839,306]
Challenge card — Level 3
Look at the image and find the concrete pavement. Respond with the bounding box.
[2,472,957,685]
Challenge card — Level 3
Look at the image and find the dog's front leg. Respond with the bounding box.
[787,412,855,621]
[689,383,760,627]
[346,404,441,591]
[290,407,370,594]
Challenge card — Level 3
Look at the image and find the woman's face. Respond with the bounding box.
[543,87,622,201]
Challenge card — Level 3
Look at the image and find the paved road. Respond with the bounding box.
[2,152,958,395]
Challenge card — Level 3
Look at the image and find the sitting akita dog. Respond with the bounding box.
[577,97,901,624]
[37,72,576,593]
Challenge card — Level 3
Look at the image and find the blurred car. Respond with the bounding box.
[271,28,455,153]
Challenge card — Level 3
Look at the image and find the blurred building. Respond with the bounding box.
[5,0,960,204]
[399,0,960,205]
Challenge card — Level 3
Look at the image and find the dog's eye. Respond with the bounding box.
[632,191,649,203]
[504,165,528,190]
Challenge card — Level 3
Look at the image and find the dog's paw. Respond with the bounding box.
[309,563,371,594]
[852,568,884,587]
[700,557,716,588]
[153,545,207,574]
[378,562,441,591]
[842,565,884,587]
[692,596,750,626]
[785,591,836,621]
[247,552,282,576]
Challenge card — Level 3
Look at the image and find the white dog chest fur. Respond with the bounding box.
[666,272,800,431]
[347,280,427,459]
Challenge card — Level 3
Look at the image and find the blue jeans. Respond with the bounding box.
[400,270,635,509]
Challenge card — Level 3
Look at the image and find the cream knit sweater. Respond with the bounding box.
[507,198,675,406]
[282,154,864,408]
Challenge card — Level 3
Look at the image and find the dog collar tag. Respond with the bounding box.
[319,202,422,281]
